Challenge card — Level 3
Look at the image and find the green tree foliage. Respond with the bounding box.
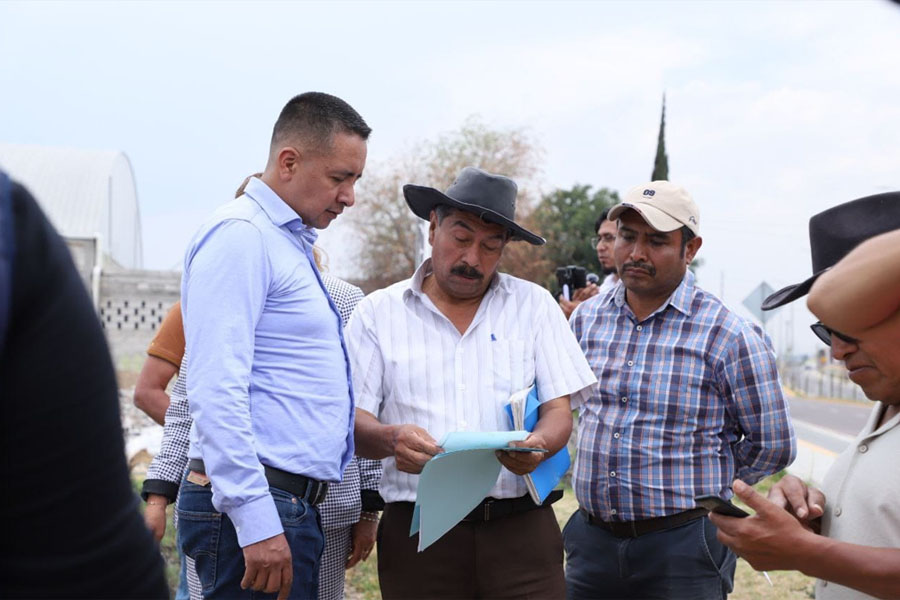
[689,256,704,274]
[530,184,619,287]
[651,94,669,181]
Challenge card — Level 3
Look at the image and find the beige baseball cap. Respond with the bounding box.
[608,181,700,236]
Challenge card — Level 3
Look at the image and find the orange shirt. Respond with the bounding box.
[147,301,185,369]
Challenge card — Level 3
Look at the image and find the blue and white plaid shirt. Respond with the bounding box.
[569,270,795,521]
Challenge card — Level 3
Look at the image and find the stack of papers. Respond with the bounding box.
[410,384,571,552]
[411,430,535,551]
[505,385,572,505]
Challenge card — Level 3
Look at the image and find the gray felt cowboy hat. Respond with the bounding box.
[762,191,900,310]
[403,167,546,246]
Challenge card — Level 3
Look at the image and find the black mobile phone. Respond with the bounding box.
[694,495,750,518]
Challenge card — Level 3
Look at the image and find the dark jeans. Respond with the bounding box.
[564,510,736,600]
[177,478,324,599]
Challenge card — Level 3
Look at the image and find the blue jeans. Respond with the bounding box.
[177,478,324,599]
[564,510,736,600]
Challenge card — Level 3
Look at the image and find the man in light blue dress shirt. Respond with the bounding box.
[177,92,370,599]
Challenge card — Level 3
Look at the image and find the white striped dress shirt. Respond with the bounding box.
[346,259,597,503]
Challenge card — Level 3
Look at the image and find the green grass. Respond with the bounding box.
[345,474,816,600]
[157,505,182,595]
[134,477,182,597]
[345,551,380,599]
[137,472,813,599]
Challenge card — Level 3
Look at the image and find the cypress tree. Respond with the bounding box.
[651,94,669,181]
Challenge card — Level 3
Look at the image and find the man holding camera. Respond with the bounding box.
[559,207,619,318]
[347,167,596,599]
[565,181,795,599]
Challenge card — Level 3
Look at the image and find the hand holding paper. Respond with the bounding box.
[497,432,549,475]
[411,430,540,551]
[505,385,572,505]
[392,424,443,474]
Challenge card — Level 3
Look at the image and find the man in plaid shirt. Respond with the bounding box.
[565,181,796,600]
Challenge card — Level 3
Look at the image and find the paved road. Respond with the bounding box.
[787,391,872,437]
[785,390,873,484]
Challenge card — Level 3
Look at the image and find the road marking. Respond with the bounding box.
[797,438,837,457]
[792,419,856,444]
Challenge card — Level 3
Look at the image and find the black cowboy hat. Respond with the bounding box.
[403,167,545,246]
[762,191,900,310]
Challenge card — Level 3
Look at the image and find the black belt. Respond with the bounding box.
[389,490,563,523]
[187,458,328,506]
[463,489,564,522]
[583,507,707,538]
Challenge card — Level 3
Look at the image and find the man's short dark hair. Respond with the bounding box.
[271,92,371,153]
[434,204,454,224]
[595,208,611,233]
[680,226,696,257]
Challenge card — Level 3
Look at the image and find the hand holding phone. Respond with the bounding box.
[694,494,750,518]
[698,490,774,586]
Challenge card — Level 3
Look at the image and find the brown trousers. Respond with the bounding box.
[377,501,566,599]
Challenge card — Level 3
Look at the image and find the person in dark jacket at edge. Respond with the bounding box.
[0,171,168,598]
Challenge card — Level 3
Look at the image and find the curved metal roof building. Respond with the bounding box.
[0,142,143,269]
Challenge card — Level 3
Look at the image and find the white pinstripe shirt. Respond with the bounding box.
[346,259,597,502]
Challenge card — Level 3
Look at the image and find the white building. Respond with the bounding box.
[0,142,144,273]
[0,143,177,365]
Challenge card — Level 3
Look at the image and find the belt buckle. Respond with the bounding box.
[483,499,495,521]
[309,481,326,505]
[607,520,634,538]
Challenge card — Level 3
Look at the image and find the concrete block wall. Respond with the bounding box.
[98,269,181,369]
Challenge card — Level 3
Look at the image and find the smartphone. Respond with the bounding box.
[694,495,750,518]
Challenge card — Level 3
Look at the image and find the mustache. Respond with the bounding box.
[450,265,484,280]
[622,261,656,276]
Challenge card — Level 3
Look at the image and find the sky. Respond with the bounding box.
[2,0,899,357]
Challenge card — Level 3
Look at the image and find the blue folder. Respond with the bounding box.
[504,385,571,503]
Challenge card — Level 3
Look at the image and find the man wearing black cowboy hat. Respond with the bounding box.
[346,167,596,599]
[712,192,900,600]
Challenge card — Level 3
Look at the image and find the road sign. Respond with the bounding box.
[743,281,775,326]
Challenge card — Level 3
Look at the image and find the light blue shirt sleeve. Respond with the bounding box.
[183,218,282,547]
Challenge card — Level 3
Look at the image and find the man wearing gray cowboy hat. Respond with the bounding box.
[712,191,900,600]
[565,180,796,600]
[346,167,597,599]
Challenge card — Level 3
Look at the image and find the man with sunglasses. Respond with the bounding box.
[712,192,900,599]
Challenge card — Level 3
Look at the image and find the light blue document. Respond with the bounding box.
[504,384,571,504]
[411,430,531,552]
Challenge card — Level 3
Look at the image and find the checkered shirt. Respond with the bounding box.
[569,270,796,521]
[145,357,190,486]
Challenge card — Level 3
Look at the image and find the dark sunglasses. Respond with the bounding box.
[810,321,859,346]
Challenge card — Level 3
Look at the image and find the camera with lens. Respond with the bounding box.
[556,265,600,301]
[556,265,586,300]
